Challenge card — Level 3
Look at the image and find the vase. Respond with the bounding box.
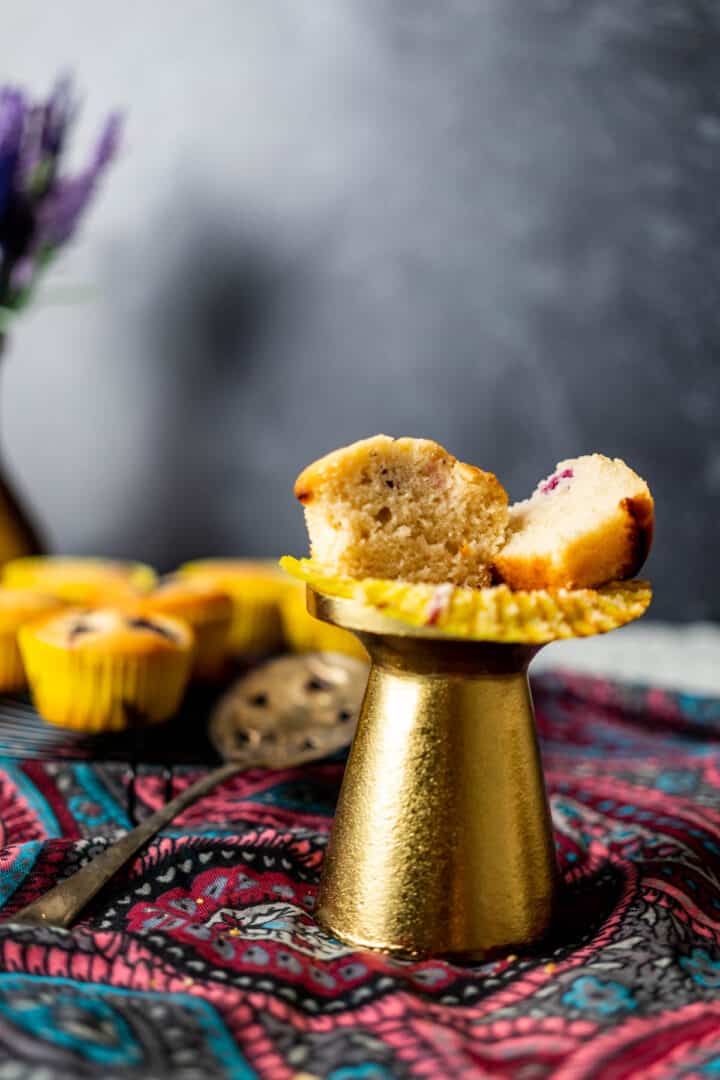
[0,337,44,565]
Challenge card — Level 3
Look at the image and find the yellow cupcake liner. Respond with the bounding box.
[280,580,369,661]
[0,591,67,692]
[225,599,284,656]
[280,558,357,599]
[280,557,652,643]
[3,558,157,606]
[19,629,193,732]
[177,560,292,655]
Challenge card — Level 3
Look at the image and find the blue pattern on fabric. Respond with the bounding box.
[0,841,43,906]
[70,764,132,830]
[0,759,60,837]
[0,975,257,1078]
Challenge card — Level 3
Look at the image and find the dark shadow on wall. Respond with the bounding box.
[89,0,720,618]
[130,206,304,566]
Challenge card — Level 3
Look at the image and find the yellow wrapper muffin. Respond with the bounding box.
[3,557,157,606]
[117,578,232,680]
[280,556,652,644]
[176,559,290,655]
[0,589,66,691]
[19,609,194,731]
[280,579,368,661]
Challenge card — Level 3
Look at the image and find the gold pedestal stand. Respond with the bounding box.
[309,586,558,959]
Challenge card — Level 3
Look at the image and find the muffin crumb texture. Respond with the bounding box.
[494,454,654,590]
[295,435,509,589]
[294,440,654,594]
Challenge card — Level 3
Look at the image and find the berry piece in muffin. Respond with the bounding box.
[294,435,509,588]
[119,578,233,679]
[19,608,194,731]
[493,454,654,590]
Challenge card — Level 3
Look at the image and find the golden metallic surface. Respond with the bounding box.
[310,586,560,958]
[0,338,44,563]
[210,652,368,761]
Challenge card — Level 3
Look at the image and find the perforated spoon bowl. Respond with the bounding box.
[9,653,367,929]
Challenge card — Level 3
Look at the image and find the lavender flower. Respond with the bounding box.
[37,112,122,248]
[0,88,25,217]
[41,74,76,156]
[0,75,121,323]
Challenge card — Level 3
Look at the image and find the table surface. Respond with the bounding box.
[534,619,720,696]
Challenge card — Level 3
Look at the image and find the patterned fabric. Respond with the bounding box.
[0,671,719,1078]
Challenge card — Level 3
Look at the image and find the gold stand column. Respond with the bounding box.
[309,588,558,959]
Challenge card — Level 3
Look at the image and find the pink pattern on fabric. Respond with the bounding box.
[0,670,718,1077]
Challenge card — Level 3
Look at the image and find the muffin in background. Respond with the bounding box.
[176,559,290,656]
[118,578,232,680]
[280,579,368,661]
[3,557,156,606]
[0,589,66,691]
[20,608,194,731]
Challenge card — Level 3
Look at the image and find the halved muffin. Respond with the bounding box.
[493,455,654,590]
[295,435,509,588]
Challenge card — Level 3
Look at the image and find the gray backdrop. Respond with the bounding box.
[3,1,719,620]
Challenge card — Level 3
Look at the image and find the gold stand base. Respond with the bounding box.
[309,588,558,959]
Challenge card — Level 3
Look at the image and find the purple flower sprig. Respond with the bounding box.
[0,76,121,331]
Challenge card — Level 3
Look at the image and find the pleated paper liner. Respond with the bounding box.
[280,579,369,660]
[19,612,194,732]
[280,556,652,643]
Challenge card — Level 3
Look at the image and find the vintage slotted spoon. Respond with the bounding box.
[10,653,368,929]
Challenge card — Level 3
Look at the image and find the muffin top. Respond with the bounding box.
[3,557,156,604]
[23,608,194,654]
[294,435,502,504]
[0,588,66,633]
[177,559,290,598]
[120,578,233,624]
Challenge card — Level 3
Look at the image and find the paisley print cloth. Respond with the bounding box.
[0,671,718,1078]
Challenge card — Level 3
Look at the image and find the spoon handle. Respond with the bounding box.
[9,760,244,929]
